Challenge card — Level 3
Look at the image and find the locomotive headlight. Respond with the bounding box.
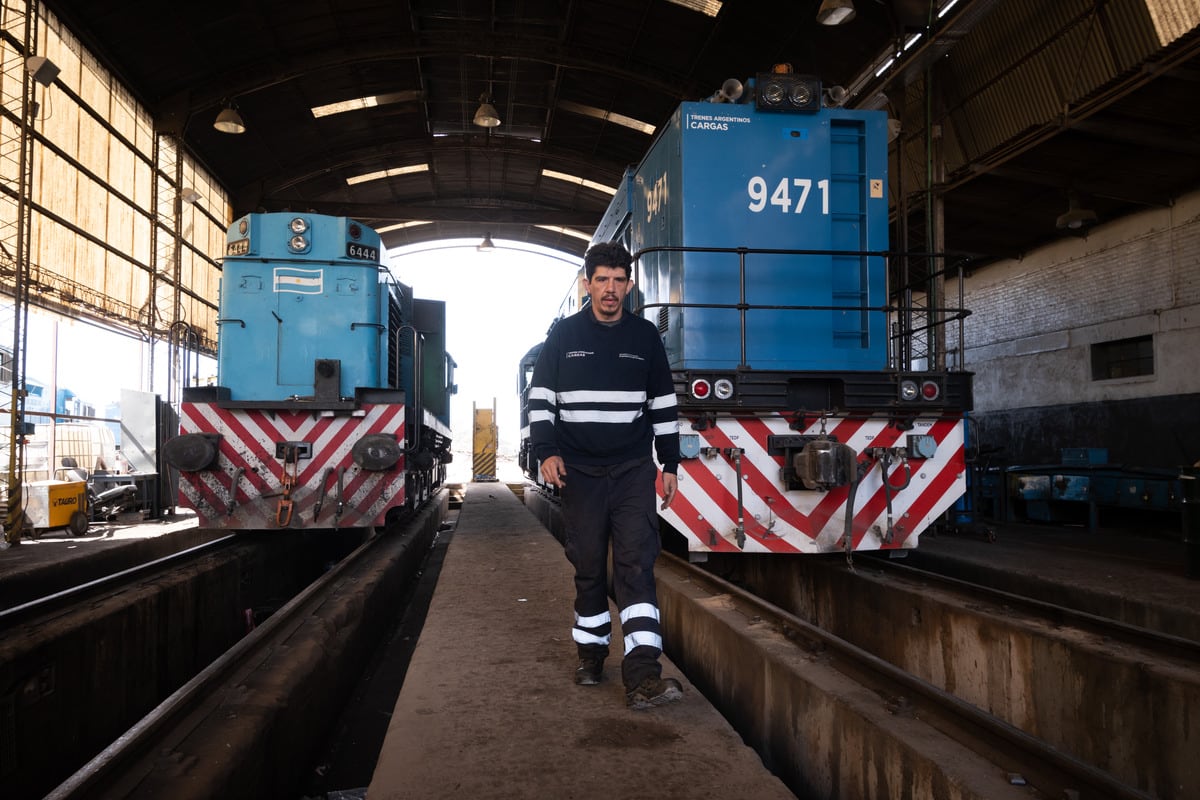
[760,80,786,105]
[690,378,711,399]
[289,234,309,252]
[713,378,734,400]
[788,83,813,108]
[289,217,309,234]
[899,379,919,402]
[755,73,821,112]
[921,379,941,400]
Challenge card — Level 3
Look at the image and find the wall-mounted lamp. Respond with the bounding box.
[25,55,59,87]
[1055,191,1097,230]
[214,102,246,134]
[477,232,495,252]
[473,94,501,128]
[179,189,202,205]
[816,0,856,25]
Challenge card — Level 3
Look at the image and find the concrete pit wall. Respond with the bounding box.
[1,547,253,798]
[722,555,1198,799]
[1,527,373,799]
[656,562,1033,799]
[108,492,447,799]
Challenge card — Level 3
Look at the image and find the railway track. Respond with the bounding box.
[870,557,1200,662]
[0,534,239,629]
[527,484,1197,797]
[0,495,446,800]
[667,550,1197,799]
[661,552,1172,799]
[37,494,445,800]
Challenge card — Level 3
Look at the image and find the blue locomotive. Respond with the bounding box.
[521,70,973,555]
[163,212,454,530]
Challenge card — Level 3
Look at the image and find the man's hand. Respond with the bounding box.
[541,455,567,488]
[660,472,678,510]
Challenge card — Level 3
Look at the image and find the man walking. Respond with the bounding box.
[528,240,683,710]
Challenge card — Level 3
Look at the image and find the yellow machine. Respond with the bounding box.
[24,479,90,537]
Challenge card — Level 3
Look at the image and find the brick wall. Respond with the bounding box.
[951,189,1200,467]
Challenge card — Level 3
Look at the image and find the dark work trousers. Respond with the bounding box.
[562,456,663,690]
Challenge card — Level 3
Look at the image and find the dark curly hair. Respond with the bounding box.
[583,241,632,280]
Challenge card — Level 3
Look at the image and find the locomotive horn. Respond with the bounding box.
[824,85,847,107]
[709,78,743,103]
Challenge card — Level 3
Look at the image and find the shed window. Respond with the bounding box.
[1090,335,1153,380]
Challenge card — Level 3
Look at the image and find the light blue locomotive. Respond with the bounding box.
[523,70,973,555]
[164,213,454,530]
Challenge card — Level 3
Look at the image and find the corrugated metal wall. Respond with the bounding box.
[895,0,1200,191]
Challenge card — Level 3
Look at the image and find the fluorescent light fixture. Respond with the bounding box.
[665,0,722,17]
[938,0,962,19]
[536,225,593,242]
[376,221,432,233]
[346,164,430,185]
[559,100,656,135]
[542,169,617,196]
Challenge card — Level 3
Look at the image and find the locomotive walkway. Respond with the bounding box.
[366,482,795,800]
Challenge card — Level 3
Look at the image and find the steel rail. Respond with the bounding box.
[43,527,391,800]
[870,556,1200,662]
[661,551,1155,800]
[0,534,238,628]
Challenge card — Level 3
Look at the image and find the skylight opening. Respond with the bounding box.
[536,225,593,242]
[541,169,617,196]
[376,221,433,233]
[313,96,380,118]
[346,164,430,186]
[312,91,423,119]
[665,0,722,17]
[559,100,656,135]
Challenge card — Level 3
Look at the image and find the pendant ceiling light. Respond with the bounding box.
[214,102,246,134]
[473,94,501,128]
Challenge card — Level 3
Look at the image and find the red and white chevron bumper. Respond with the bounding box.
[175,401,406,530]
[660,413,965,554]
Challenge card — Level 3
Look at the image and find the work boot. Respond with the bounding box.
[625,676,683,709]
[575,657,604,686]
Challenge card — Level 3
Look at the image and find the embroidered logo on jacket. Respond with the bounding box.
[566,350,593,358]
[619,352,645,361]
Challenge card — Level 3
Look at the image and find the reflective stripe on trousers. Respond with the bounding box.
[562,456,663,689]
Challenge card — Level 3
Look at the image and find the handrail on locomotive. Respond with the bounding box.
[631,244,971,374]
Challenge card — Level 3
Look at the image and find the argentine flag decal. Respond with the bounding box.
[274,267,324,294]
